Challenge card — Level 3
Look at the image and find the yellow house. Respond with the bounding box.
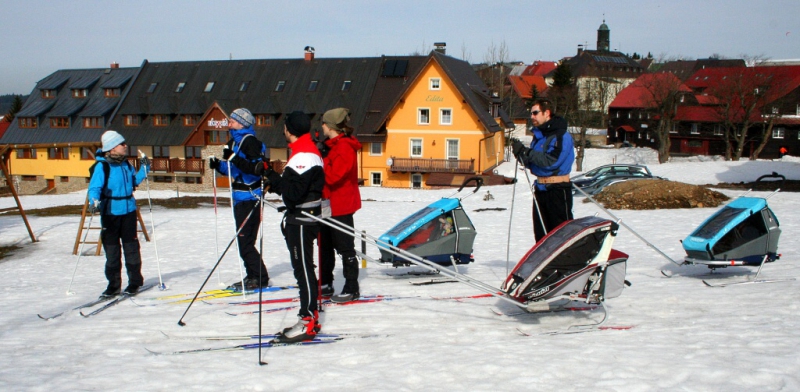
[360,51,511,189]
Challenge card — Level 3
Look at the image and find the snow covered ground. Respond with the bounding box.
[1,148,799,391]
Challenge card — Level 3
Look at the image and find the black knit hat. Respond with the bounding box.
[284,111,310,136]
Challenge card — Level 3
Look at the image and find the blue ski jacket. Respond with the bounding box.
[522,116,574,191]
[215,126,266,205]
[88,153,149,216]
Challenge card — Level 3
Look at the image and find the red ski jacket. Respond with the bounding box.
[322,134,362,216]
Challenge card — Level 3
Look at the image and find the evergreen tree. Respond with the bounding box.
[5,95,23,122]
[525,84,539,110]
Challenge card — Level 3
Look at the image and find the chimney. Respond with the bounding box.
[304,46,315,61]
[577,44,584,55]
[110,62,120,69]
[434,42,446,54]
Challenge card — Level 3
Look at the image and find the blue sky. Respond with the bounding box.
[2,0,799,95]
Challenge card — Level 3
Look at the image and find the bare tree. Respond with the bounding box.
[481,40,511,102]
[460,42,471,63]
[638,73,687,163]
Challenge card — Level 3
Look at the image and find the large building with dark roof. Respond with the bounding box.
[0,47,512,194]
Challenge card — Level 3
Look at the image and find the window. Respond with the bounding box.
[182,177,203,184]
[680,95,685,103]
[104,88,120,97]
[670,123,677,134]
[637,131,642,139]
[205,130,226,145]
[627,112,631,119]
[185,146,202,158]
[48,147,69,160]
[183,115,198,126]
[153,146,170,158]
[440,109,452,125]
[341,81,351,91]
[16,148,37,159]
[772,127,785,139]
[41,89,55,99]
[713,124,723,136]
[690,123,699,134]
[19,117,37,128]
[239,81,250,92]
[370,172,382,187]
[21,175,37,181]
[429,78,441,90]
[175,82,186,93]
[410,138,423,157]
[796,104,800,116]
[772,107,779,115]
[275,81,286,92]
[204,82,215,92]
[256,115,272,126]
[50,117,70,128]
[418,108,430,125]
[72,89,88,98]
[446,139,459,160]
[370,142,382,156]
[308,80,318,92]
[615,111,620,118]
[153,176,173,183]
[83,117,102,128]
[153,115,169,126]
[411,173,422,189]
[126,145,139,158]
[147,83,158,93]
[60,177,69,183]
[80,147,94,160]
[125,115,140,126]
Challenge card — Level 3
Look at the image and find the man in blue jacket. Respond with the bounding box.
[209,108,270,290]
[511,99,575,242]
[88,130,150,297]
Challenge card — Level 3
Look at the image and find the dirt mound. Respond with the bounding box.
[590,179,729,210]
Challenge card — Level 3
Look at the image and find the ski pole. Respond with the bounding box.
[505,160,520,276]
[67,201,96,295]
[572,182,681,266]
[139,151,166,290]
[178,199,261,326]
[227,160,247,298]
[211,158,222,286]
[257,177,266,366]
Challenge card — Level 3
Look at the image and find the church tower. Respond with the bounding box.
[597,20,610,52]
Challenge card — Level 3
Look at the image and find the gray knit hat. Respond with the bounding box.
[230,108,254,128]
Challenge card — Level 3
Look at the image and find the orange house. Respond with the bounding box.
[360,52,511,189]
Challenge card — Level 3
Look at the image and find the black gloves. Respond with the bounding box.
[209,157,221,170]
[511,140,526,158]
[254,161,275,178]
[222,146,234,160]
[140,155,150,167]
[89,199,100,214]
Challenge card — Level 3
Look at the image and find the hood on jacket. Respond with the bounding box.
[325,134,362,152]
[230,126,256,144]
[538,116,568,137]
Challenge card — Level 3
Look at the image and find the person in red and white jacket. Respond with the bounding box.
[317,108,362,303]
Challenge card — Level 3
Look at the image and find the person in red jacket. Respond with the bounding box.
[318,108,363,303]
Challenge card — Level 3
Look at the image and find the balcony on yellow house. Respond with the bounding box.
[389,157,474,174]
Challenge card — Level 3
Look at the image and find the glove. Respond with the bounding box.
[222,146,234,160]
[255,161,275,177]
[140,154,150,167]
[209,157,221,170]
[511,140,526,158]
[89,199,100,214]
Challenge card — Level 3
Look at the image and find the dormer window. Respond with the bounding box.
[41,89,55,99]
[125,115,140,126]
[341,81,351,91]
[50,117,70,128]
[308,80,318,92]
[153,115,169,126]
[256,115,273,126]
[83,117,102,128]
[19,117,38,128]
[183,115,198,126]
[147,83,158,93]
[175,82,186,93]
[430,78,441,90]
[275,81,286,92]
[104,88,120,97]
[72,89,88,98]
[239,81,250,92]
[204,82,215,92]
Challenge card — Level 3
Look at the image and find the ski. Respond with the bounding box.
[518,325,634,336]
[430,292,496,301]
[159,331,352,341]
[79,284,156,318]
[703,277,795,287]
[37,295,118,321]
[385,269,440,277]
[146,336,342,355]
[409,277,458,285]
[135,285,297,305]
[225,295,415,316]
[491,305,599,317]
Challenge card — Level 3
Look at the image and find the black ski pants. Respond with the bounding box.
[282,220,319,318]
[234,200,269,282]
[532,183,574,243]
[101,211,143,291]
[319,214,359,290]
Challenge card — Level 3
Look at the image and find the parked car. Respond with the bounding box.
[571,164,663,195]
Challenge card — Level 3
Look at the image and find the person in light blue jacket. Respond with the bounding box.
[88,130,150,298]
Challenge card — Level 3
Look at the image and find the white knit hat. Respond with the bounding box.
[101,130,125,152]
